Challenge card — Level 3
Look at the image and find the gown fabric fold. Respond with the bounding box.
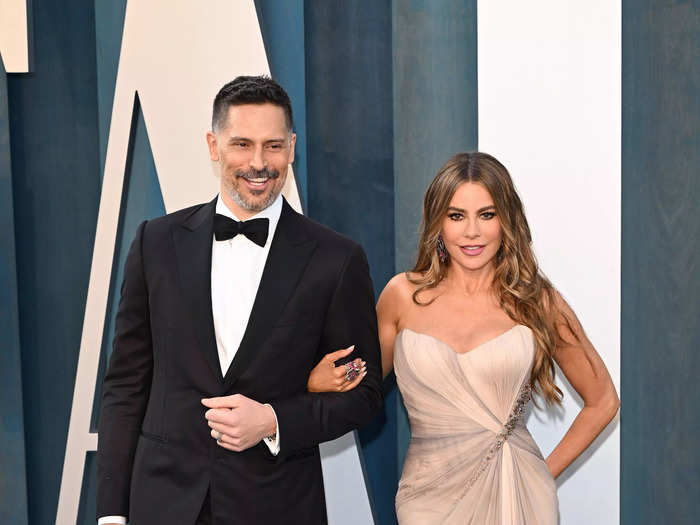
[394,325,558,524]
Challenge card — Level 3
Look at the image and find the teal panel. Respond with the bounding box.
[393,0,478,271]
[304,2,396,523]
[0,58,29,525]
[8,0,102,522]
[254,0,307,208]
[621,2,700,524]
[95,0,127,179]
[392,0,478,483]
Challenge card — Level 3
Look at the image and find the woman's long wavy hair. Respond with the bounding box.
[408,152,568,406]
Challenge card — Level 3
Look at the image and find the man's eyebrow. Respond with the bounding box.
[226,137,287,143]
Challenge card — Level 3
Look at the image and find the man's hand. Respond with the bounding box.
[201,394,277,452]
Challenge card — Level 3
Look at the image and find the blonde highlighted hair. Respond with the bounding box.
[409,152,570,406]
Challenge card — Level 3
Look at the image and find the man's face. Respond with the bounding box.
[207,103,295,219]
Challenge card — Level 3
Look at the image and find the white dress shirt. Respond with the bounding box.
[98,195,283,525]
[210,194,281,457]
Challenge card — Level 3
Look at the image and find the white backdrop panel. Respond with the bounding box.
[478,1,621,523]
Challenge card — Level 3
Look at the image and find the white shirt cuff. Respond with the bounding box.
[262,403,280,456]
[98,516,126,525]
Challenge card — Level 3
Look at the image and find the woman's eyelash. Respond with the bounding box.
[447,211,495,220]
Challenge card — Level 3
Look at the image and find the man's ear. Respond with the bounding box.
[288,133,297,164]
[206,131,219,162]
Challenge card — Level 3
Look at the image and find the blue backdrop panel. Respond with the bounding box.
[621,2,700,524]
[392,0,479,487]
[0,59,29,525]
[95,0,127,180]
[254,0,308,208]
[7,0,101,523]
[304,2,397,523]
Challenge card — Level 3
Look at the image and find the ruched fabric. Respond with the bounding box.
[394,325,558,524]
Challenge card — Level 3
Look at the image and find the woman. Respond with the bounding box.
[307,152,619,524]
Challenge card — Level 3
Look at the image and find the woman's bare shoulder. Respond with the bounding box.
[381,272,421,301]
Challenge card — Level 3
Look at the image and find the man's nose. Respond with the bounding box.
[249,146,266,171]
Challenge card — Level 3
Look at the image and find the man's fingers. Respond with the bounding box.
[207,420,239,438]
[211,430,242,451]
[201,394,241,409]
[205,408,239,425]
[210,428,238,445]
[210,429,253,453]
[217,440,243,452]
[324,345,355,364]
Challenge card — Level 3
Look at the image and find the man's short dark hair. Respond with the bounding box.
[212,76,294,133]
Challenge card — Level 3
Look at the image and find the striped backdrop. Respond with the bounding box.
[1,1,698,524]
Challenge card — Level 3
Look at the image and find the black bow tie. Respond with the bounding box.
[214,214,269,247]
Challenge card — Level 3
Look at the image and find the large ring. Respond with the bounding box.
[345,362,361,382]
[216,431,223,444]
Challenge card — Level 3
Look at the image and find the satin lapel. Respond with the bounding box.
[223,200,316,386]
[172,197,222,383]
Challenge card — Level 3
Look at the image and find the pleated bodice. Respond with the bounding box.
[394,325,558,524]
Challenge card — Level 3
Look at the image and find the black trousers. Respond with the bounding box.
[195,490,211,525]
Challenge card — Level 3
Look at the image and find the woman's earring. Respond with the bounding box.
[437,235,449,263]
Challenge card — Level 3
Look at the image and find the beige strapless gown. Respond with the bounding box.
[394,325,558,524]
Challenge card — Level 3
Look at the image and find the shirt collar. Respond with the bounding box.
[215,193,283,245]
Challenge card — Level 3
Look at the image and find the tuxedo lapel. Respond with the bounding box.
[223,199,316,386]
[172,197,223,383]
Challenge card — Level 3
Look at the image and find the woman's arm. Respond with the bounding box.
[545,292,620,478]
[376,274,404,378]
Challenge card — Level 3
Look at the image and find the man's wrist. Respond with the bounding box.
[263,403,277,438]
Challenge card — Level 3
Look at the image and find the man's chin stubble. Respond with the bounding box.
[227,184,278,212]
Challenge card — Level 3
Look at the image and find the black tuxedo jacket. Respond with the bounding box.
[97,197,383,524]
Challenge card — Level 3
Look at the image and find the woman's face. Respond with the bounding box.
[440,182,503,272]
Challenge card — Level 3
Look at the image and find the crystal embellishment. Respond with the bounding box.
[463,382,532,492]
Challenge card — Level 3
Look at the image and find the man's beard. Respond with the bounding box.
[225,167,282,212]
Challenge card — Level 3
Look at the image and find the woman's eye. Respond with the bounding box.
[480,212,496,220]
[448,213,463,221]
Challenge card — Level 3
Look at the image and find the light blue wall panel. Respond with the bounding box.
[8,0,102,522]
[304,2,396,523]
[0,58,29,525]
[254,0,308,208]
[621,2,700,524]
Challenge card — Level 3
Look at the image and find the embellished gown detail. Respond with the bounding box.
[394,325,557,524]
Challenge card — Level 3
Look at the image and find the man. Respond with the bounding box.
[97,76,383,524]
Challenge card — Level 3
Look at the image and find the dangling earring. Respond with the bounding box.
[437,235,449,263]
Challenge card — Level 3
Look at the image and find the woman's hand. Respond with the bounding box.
[307,346,367,393]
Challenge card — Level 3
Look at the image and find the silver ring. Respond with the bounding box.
[345,362,361,382]
[216,431,223,444]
